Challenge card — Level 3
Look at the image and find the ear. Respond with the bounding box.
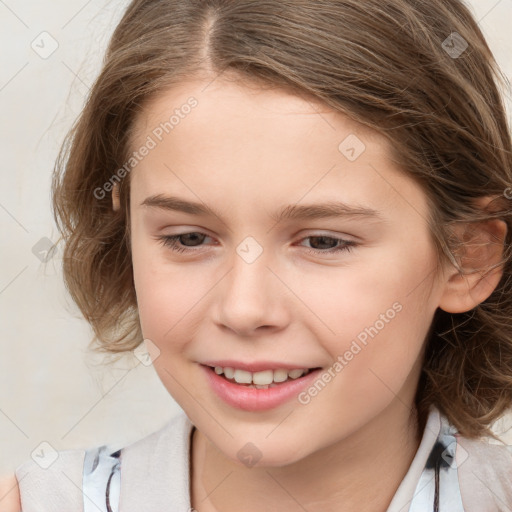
[112,182,120,211]
[438,196,508,314]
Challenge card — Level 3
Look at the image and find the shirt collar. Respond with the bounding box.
[386,406,465,512]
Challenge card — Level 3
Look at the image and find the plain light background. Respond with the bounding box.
[1,0,511,474]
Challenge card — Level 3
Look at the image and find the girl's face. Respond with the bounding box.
[128,77,448,466]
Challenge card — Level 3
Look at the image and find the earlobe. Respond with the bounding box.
[438,216,508,314]
[112,182,120,211]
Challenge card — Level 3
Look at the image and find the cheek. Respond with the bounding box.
[294,240,435,343]
[307,242,436,397]
[131,237,214,350]
[131,244,207,402]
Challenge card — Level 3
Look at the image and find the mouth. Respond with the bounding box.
[202,364,323,389]
[200,363,324,411]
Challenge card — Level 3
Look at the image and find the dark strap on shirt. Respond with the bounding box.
[82,413,464,511]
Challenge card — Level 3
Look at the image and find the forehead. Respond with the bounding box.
[128,77,428,223]
[131,76,386,151]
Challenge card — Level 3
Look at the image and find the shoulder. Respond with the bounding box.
[0,475,20,512]
[115,412,194,509]
[13,412,192,509]
[15,447,86,508]
[456,433,512,509]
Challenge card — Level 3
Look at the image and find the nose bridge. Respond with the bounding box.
[227,235,272,301]
[216,234,285,333]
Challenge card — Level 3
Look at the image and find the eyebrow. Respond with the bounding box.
[140,194,383,223]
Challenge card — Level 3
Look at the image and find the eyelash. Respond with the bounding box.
[156,233,356,255]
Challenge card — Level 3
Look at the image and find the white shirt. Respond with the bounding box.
[16,406,512,511]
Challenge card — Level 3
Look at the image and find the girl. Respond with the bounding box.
[2,0,512,510]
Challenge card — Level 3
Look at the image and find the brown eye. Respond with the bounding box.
[298,235,356,255]
[176,233,207,246]
[157,232,211,253]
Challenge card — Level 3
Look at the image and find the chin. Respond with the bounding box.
[221,438,309,469]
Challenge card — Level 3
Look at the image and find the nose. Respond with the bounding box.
[214,244,290,337]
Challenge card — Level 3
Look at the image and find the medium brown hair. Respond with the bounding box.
[52,0,512,438]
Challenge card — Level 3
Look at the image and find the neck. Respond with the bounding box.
[190,399,422,512]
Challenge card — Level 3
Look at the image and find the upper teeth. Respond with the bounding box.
[214,366,310,385]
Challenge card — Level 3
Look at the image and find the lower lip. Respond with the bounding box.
[200,364,323,411]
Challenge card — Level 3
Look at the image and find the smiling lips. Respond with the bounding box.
[201,363,323,411]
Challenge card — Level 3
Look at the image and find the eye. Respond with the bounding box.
[296,235,356,255]
[156,232,212,253]
[156,232,356,255]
